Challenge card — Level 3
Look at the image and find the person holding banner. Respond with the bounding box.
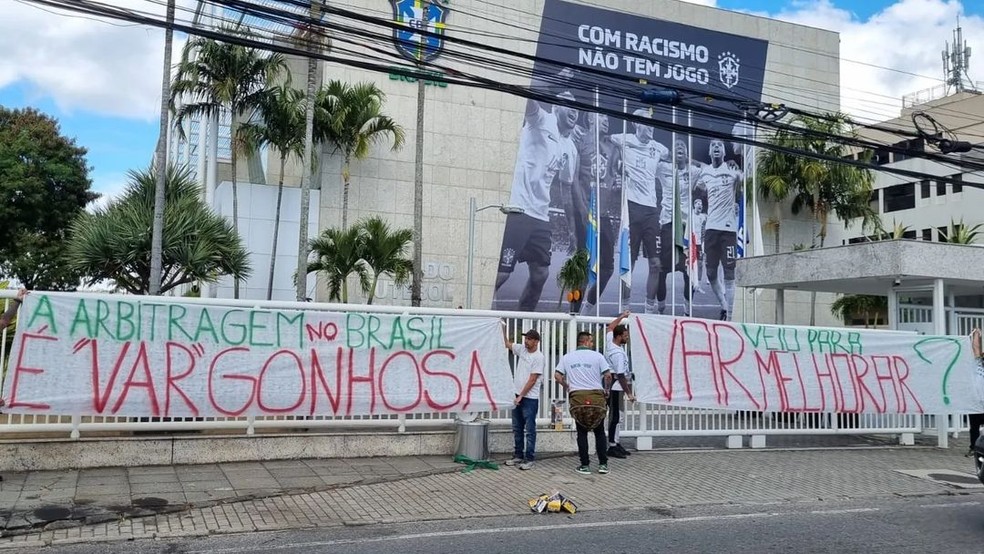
[495,70,580,312]
[503,325,545,470]
[555,331,612,475]
[696,139,743,321]
[969,328,984,456]
[0,288,27,328]
[605,311,636,459]
[0,288,28,415]
[609,109,670,315]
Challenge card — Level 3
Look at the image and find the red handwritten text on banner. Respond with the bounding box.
[630,315,979,414]
[2,294,513,417]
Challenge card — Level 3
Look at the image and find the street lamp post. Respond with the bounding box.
[465,197,524,309]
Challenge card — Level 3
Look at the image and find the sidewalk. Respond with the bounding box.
[0,455,463,533]
[0,435,980,549]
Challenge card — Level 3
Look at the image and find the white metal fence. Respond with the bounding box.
[0,291,969,447]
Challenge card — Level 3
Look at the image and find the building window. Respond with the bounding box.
[883,183,915,212]
[938,226,949,242]
[920,180,931,198]
[921,228,932,241]
[903,230,917,239]
[848,237,867,244]
[952,173,963,193]
[936,181,946,196]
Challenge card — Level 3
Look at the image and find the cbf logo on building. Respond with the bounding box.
[717,51,741,89]
[390,0,450,63]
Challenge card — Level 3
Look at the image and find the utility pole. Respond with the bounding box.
[149,0,175,296]
[410,2,429,307]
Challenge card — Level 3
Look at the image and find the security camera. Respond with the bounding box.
[893,278,902,287]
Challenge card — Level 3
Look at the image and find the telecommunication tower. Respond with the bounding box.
[943,19,978,94]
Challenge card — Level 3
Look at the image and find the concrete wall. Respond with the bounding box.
[0,430,580,472]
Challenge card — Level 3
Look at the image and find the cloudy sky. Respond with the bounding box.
[1,0,982,204]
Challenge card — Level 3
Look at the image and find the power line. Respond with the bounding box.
[20,0,984,186]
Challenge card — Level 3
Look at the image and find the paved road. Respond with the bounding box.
[20,494,984,553]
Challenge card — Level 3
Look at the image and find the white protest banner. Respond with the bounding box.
[629,315,980,414]
[1,293,513,418]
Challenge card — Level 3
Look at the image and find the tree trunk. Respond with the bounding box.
[773,204,782,253]
[149,0,175,296]
[411,72,425,307]
[266,154,287,301]
[230,112,240,299]
[341,153,352,230]
[295,7,319,303]
[367,274,379,305]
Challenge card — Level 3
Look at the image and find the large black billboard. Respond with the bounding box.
[491,0,769,320]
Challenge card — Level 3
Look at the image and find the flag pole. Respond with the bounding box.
[670,107,677,317]
[594,88,601,317]
[618,99,628,313]
[687,110,695,306]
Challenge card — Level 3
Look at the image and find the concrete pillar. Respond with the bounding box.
[933,278,949,448]
[775,288,785,325]
[948,291,957,335]
[888,287,899,330]
[933,279,946,335]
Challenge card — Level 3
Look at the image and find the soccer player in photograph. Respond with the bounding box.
[609,109,669,314]
[578,113,623,316]
[690,196,708,293]
[655,138,698,315]
[695,138,742,320]
[495,74,579,312]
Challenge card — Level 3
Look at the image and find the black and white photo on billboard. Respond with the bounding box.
[492,0,768,320]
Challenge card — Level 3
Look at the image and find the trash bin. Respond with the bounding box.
[454,418,490,460]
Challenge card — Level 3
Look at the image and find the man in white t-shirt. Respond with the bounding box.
[604,311,636,459]
[555,331,612,475]
[503,325,545,470]
[695,138,743,321]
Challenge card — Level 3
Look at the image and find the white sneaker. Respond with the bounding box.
[518,461,535,470]
[505,457,522,466]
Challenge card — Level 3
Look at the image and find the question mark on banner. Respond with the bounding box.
[913,337,962,405]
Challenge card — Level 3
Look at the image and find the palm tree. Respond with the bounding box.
[757,127,798,254]
[941,218,983,244]
[238,84,306,300]
[66,166,250,295]
[761,114,878,325]
[314,80,406,229]
[557,249,590,313]
[784,115,877,249]
[307,226,371,303]
[359,216,413,305]
[170,30,287,298]
[831,294,888,328]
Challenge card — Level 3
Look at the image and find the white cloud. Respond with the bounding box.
[683,0,984,122]
[774,0,984,121]
[0,0,188,121]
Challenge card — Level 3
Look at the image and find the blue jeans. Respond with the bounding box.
[512,397,539,462]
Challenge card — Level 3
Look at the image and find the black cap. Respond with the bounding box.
[523,329,541,341]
